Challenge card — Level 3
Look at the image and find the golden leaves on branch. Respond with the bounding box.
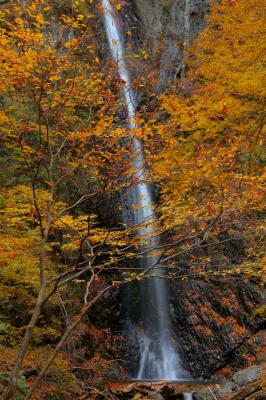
[137,0,265,275]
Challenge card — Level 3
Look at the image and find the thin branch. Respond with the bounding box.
[54,192,97,222]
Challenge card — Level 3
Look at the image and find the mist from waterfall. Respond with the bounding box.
[101,0,183,380]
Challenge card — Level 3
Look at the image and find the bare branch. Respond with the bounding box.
[54,192,97,222]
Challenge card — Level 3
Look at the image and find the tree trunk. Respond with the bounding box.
[1,288,45,400]
[24,305,89,400]
[229,379,265,400]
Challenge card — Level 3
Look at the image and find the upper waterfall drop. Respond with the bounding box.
[101,0,184,380]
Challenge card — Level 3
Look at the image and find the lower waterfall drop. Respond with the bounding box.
[183,394,193,400]
[101,0,184,380]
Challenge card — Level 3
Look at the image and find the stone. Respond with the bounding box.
[216,379,238,396]
[254,330,266,346]
[132,388,164,400]
[194,387,218,400]
[132,394,144,400]
[232,365,262,386]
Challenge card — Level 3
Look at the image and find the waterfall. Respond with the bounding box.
[183,393,193,400]
[101,0,183,380]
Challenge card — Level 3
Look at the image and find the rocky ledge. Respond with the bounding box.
[86,364,265,399]
[170,278,265,377]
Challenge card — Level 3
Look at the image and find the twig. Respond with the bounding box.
[208,387,218,400]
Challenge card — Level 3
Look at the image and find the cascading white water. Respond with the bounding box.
[101,0,183,380]
[183,393,193,400]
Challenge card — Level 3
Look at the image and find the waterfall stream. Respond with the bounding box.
[183,394,193,400]
[101,0,183,380]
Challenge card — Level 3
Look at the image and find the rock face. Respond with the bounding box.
[91,0,265,384]
[129,0,208,89]
[121,0,265,381]
[83,275,264,383]
[169,278,264,377]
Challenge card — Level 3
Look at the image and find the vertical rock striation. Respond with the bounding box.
[131,0,208,89]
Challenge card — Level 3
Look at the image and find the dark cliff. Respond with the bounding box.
[90,0,265,381]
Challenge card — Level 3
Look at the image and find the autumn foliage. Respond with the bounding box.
[0,0,265,398]
[140,0,266,277]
